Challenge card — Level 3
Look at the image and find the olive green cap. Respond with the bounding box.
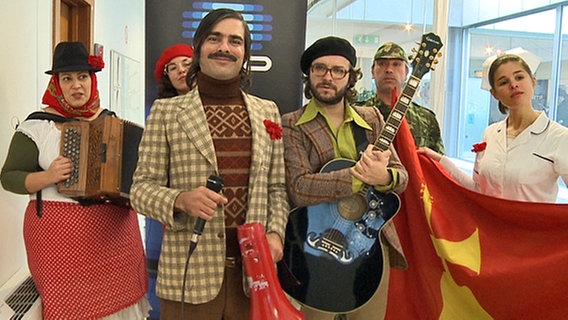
[373,42,408,62]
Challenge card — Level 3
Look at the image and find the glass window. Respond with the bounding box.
[305,0,435,106]
[557,5,568,126]
[458,10,557,161]
[306,1,568,159]
[306,0,568,200]
[458,0,565,26]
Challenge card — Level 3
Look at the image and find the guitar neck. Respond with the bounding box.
[374,75,421,152]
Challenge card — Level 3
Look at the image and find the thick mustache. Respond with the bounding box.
[208,52,238,61]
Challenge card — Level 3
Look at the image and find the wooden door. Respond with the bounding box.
[53,0,94,53]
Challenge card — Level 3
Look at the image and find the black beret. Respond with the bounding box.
[300,36,357,74]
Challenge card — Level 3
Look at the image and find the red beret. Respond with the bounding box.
[153,44,194,82]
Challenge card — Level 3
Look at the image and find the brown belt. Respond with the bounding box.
[225,228,241,268]
[225,256,241,268]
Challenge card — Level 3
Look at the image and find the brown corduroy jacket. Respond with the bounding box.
[281,103,408,269]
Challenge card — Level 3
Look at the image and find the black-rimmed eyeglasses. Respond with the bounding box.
[310,63,349,80]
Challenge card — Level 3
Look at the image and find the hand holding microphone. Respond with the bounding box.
[190,175,224,247]
[182,175,224,316]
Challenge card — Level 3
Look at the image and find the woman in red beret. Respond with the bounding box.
[153,43,194,98]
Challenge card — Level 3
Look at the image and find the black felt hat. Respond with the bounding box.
[300,36,357,74]
[45,42,103,75]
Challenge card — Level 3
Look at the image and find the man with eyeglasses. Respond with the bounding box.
[357,42,445,154]
[281,36,409,320]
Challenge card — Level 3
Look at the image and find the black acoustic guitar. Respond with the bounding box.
[282,33,443,313]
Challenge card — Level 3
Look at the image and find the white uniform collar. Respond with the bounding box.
[496,111,550,136]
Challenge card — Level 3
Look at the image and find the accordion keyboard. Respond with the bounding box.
[58,115,142,205]
[62,127,82,187]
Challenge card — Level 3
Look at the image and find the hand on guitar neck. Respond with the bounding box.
[350,145,393,187]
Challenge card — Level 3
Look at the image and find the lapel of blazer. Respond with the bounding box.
[244,93,263,179]
[176,89,217,167]
[299,113,335,161]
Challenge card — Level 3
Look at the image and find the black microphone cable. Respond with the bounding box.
[180,175,224,320]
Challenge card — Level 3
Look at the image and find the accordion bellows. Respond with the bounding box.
[58,116,143,206]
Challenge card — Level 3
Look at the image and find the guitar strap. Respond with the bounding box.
[352,123,369,159]
[23,109,115,123]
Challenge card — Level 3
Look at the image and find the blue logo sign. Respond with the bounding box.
[182,2,274,51]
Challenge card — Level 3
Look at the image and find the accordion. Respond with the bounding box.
[58,115,143,206]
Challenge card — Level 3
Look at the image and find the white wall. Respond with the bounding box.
[94,0,145,123]
[0,0,145,287]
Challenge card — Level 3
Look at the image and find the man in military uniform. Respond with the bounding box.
[360,42,446,154]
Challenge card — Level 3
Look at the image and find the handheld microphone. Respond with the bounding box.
[182,175,224,318]
[190,175,224,247]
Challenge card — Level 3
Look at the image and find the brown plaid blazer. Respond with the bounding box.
[281,103,408,269]
[130,88,288,303]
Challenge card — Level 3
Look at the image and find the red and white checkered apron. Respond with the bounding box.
[23,200,147,319]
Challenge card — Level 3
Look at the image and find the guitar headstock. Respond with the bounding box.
[409,33,443,79]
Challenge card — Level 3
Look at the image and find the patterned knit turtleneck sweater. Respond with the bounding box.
[197,72,250,238]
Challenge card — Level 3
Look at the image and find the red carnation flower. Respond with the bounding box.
[263,119,282,140]
[471,141,487,153]
[88,55,105,70]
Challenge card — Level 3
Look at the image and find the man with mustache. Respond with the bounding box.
[359,42,445,154]
[281,36,409,319]
[131,8,288,320]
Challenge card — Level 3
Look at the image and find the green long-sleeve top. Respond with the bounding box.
[1,132,40,194]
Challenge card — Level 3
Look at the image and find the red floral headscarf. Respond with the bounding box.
[41,71,101,118]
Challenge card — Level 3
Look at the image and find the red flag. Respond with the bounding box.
[386,119,568,319]
[391,87,398,109]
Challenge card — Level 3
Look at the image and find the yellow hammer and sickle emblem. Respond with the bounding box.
[421,183,492,319]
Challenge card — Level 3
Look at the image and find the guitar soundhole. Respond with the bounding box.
[337,194,367,220]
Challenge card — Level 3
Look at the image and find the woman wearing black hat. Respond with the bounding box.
[0,41,150,319]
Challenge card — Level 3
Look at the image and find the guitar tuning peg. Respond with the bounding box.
[415,40,421,46]
[434,59,439,64]
[411,47,418,53]
[437,52,443,57]
[408,55,414,61]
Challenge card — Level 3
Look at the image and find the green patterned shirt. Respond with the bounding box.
[356,96,446,154]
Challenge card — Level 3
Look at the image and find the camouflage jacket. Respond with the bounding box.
[356,96,446,154]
